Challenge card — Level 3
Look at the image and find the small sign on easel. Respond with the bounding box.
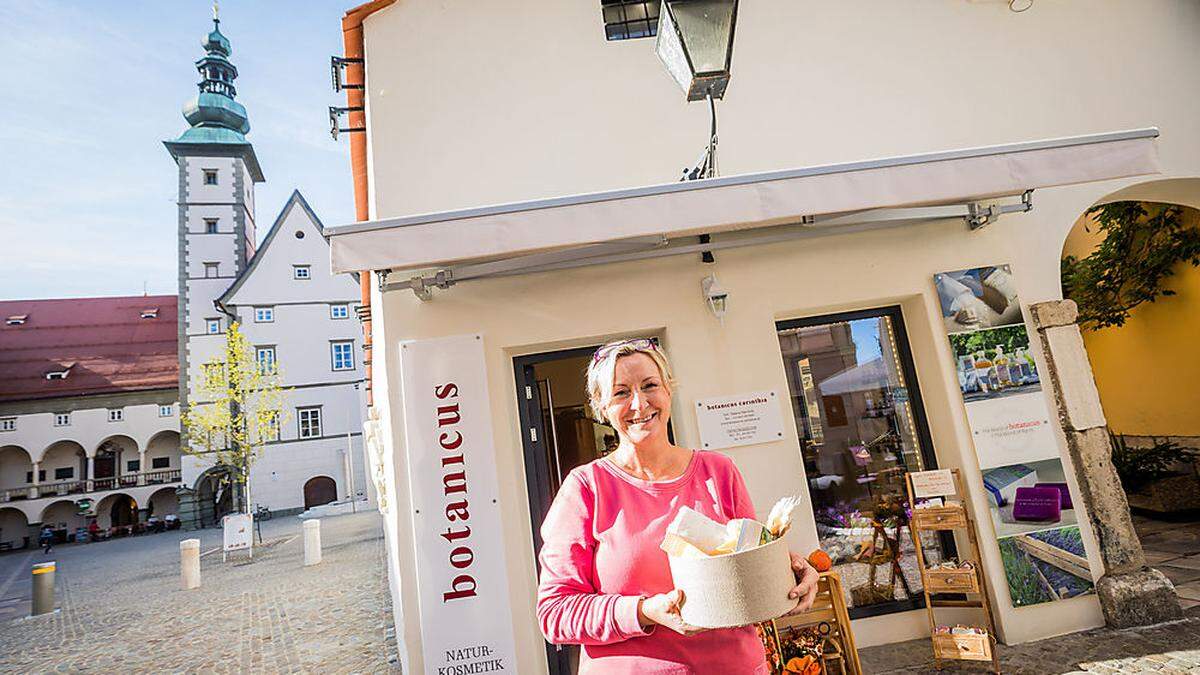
[222,513,253,562]
[909,469,956,499]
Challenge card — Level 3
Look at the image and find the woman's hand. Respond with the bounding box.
[785,552,820,615]
[638,589,707,636]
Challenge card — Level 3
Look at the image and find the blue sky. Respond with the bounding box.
[0,1,355,300]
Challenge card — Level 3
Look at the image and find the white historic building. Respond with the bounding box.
[0,296,183,549]
[167,16,369,526]
[0,14,369,547]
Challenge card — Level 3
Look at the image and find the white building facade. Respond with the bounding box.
[167,16,369,525]
[329,1,1199,673]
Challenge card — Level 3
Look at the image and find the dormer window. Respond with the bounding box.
[293,265,311,280]
[45,363,75,380]
[5,314,27,326]
[141,308,159,319]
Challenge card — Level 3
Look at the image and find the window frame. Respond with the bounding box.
[203,169,218,185]
[254,306,275,323]
[255,345,277,374]
[54,467,74,480]
[151,456,170,469]
[330,340,355,371]
[127,459,141,472]
[297,406,322,439]
[601,0,661,41]
[158,405,173,418]
[330,304,350,320]
[775,305,950,621]
[293,265,312,280]
[204,218,219,234]
[26,469,46,483]
[54,412,71,427]
[107,408,124,423]
[204,262,219,278]
[0,417,15,432]
[205,318,222,335]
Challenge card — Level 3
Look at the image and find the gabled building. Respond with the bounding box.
[165,14,369,527]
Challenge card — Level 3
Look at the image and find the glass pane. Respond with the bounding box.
[777,311,946,614]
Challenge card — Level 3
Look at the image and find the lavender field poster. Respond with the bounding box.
[934,265,1094,607]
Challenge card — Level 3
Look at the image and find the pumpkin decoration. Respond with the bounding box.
[807,548,833,572]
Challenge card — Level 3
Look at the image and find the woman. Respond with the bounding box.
[537,338,819,674]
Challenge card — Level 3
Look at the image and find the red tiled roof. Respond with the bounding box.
[0,295,178,403]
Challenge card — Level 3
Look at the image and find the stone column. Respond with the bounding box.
[30,461,40,499]
[1029,299,1182,628]
[86,455,94,488]
[139,450,148,486]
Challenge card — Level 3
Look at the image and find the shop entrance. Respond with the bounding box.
[514,343,672,675]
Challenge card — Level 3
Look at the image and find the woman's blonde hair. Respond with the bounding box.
[586,338,676,423]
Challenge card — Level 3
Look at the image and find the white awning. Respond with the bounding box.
[327,128,1160,282]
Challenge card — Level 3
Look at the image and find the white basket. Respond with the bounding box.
[667,536,799,628]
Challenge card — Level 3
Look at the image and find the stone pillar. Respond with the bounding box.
[30,461,40,499]
[86,456,94,487]
[138,450,147,486]
[303,519,322,566]
[1029,299,1182,628]
[180,539,201,590]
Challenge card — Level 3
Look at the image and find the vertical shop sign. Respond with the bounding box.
[934,265,1094,607]
[398,334,517,673]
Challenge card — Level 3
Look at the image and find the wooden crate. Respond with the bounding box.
[911,505,968,530]
[932,632,993,662]
[925,566,980,594]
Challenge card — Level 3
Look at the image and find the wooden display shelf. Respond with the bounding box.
[911,504,968,530]
[763,572,863,675]
[906,469,1001,674]
[932,632,994,662]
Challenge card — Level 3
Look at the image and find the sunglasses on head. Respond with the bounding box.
[591,338,658,364]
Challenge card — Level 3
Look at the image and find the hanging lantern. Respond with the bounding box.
[655,0,739,101]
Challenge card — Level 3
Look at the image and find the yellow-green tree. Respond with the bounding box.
[182,322,290,514]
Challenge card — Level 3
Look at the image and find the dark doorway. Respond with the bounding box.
[110,495,138,528]
[94,444,118,481]
[514,342,674,675]
[303,476,337,509]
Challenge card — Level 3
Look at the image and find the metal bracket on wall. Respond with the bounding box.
[330,56,365,92]
[967,189,1034,230]
[329,106,366,140]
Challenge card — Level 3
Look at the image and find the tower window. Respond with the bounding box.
[204,262,219,278]
[204,219,218,234]
[203,170,218,185]
[206,318,222,334]
[602,1,660,41]
[293,265,311,280]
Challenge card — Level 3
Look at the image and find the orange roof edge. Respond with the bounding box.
[340,0,396,409]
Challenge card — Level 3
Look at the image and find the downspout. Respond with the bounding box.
[341,0,397,409]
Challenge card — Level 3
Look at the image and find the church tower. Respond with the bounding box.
[165,10,264,417]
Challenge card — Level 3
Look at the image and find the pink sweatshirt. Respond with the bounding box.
[536,450,769,674]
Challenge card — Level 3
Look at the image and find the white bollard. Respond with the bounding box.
[180,538,201,590]
[303,519,322,567]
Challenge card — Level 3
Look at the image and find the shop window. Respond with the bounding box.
[601,0,660,40]
[777,306,948,619]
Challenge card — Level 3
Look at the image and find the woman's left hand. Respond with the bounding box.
[785,552,820,614]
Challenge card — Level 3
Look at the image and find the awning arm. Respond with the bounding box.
[381,191,1034,299]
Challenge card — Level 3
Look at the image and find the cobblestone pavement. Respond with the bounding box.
[0,511,398,674]
[861,514,1200,674]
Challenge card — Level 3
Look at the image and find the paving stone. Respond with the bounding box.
[0,512,398,673]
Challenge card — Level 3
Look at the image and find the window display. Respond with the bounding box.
[777,308,947,617]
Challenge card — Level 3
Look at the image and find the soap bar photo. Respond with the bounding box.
[1012,486,1062,522]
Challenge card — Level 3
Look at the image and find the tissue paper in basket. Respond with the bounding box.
[660,498,801,628]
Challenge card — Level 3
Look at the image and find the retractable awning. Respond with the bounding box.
[326,128,1160,297]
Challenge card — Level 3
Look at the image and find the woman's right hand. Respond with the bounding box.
[637,589,707,636]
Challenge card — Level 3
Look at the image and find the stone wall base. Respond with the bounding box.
[1096,567,1184,629]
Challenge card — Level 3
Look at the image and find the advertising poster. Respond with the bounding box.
[934,265,1094,607]
[222,513,253,560]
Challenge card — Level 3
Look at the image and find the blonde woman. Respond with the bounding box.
[537,338,819,674]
